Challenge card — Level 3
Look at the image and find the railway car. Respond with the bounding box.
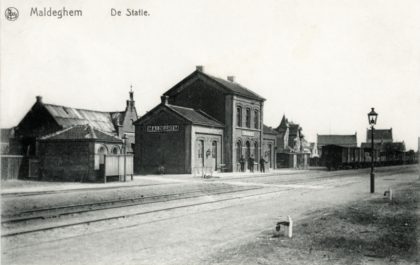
[321,145,362,170]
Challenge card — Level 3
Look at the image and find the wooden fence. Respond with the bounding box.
[103,154,133,183]
[1,155,24,180]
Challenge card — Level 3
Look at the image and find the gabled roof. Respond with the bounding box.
[263,125,278,135]
[317,134,357,147]
[366,128,393,142]
[134,103,224,128]
[43,103,117,133]
[40,124,122,142]
[164,69,265,101]
[167,105,224,128]
[110,111,125,127]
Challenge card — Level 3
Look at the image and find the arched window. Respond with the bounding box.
[254,110,259,129]
[98,146,107,164]
[245,108,251,128]
[236,106,242,127]
[254,142,258,159]
[236,141,242,162]
[111,146,119,154]
[246,141,251,159]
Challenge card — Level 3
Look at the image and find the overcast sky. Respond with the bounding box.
[1,0,419,150]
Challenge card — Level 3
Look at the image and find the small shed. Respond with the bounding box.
[38,124,124,182]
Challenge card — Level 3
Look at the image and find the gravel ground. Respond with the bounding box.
[204,182,419,265]
[1,165,418,265]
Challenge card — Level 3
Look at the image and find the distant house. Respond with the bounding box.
[275,115,309,169]
[38,124,123,181]
[361,129,404,162]
[317,133,357,157]
[12,91,138,156]
[366,128,393,144]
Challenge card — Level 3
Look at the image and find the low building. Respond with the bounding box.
[12,91,138,156]
[317,133,358,157]
[38,124,123,181]
[134,96,224,174]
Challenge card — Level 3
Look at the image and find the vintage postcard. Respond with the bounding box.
[1,1,419,264]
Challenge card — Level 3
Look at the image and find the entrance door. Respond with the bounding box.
[246,141,251,170]
[268,144,272,168]
[196,140,204,168]
[212,141,217,170]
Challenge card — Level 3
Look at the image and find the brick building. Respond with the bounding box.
[134,66,270,174]
[134,96,224,174]
[38,124,123,181]
[11,91,138,156]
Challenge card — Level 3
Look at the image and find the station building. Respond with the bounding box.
[134,66,277,174]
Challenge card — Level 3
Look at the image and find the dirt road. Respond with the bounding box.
[2,165,418,265]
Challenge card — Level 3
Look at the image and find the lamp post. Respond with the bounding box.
[122,134,127,182]
[368,107,378,193]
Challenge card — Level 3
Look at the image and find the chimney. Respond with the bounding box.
[227,76,235,82]
[161,95,169,105]
[36,96,43,103]
[196,65,204,72]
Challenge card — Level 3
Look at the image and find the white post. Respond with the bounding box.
[287,215,293,238]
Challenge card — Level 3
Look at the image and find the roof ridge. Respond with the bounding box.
[199,71,265,101]
[44,103,123,114]
[40,124,85,140]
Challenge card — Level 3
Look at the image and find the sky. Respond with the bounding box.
[1,0,419,150]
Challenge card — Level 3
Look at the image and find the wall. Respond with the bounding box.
[231,95,264,171]
[15,103,62,155]
[38,140,95,181]
[134,108,188,174]
[263,135,277,169]
[168,78,226,124]
[191,125,223,173]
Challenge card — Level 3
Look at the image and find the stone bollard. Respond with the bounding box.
[274,215,293,238]
[384,188,393,201]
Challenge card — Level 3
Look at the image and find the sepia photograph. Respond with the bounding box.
[1,0,419,264]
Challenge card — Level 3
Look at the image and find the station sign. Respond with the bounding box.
[147,125,179,133]
[242,130,255,137]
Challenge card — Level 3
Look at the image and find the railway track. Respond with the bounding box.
[1,185,263,227]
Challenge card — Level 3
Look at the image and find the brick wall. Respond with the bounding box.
[38,140,95,181]
[134,109,188,174]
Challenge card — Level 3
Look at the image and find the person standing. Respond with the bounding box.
[239,155,245,172]
[249,155,255,173]
[260,157,266,173]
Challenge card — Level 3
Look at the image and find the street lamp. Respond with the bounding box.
[368,107,378,193]
[122,134,128,182]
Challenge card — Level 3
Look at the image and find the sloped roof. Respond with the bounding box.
[207,73,265,101]
[164,70,265,101]
[40,124,122,142]
[366,128,393,142]
[44,104,117,133]
[110,111,125,127]
[263,125,278,135]
[167,105,224,128]
[317,134,357,147]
